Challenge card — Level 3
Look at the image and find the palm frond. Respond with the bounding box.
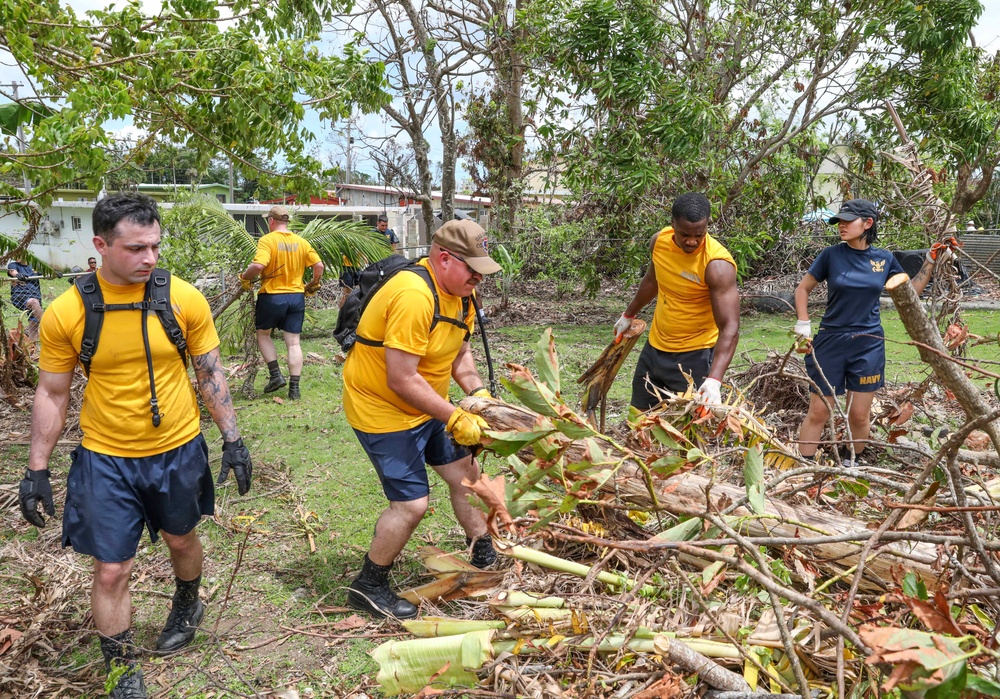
[297,217,394,272]
[0,232,58,277]
[171,196,258,267]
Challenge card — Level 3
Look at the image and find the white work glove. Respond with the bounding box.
[697,377,722,405]
[793,319,812,340]
[613,313,634,341]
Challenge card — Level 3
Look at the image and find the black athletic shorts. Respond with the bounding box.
[630,342,713,411]
[339,268,360,290]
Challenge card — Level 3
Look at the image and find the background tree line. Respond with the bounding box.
[1,0,998,288]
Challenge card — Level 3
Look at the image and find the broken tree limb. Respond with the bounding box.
[577,318,646,430]
[462,397,941,589]
[885,272,1000,453]
[653,635,752,693]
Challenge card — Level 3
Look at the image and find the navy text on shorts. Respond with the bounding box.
[62,435,214,562]
[805,329,885,396]
[255,292,306,333]
[354,419,470,501]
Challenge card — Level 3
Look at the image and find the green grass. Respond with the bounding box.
[5,290,1000,696]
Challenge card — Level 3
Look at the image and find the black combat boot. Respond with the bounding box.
[155,576,204,652]
[100,629,147,699]
[288,376,301,400]
[467,535,498,569]
[262,360,286,393]
[347,554,418,619]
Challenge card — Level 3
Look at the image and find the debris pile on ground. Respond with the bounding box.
[368,332,1000,698]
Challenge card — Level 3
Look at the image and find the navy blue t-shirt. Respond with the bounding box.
[807,243,903,332]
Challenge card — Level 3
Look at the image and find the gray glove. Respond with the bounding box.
[19,468,55,527]
[218,438,253,495]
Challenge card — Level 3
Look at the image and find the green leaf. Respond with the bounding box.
[964,674,1000,697]
[903,571,929,601]
[649,420,689,450]
[535,328,561,395]
[500,371,563,418]
[646,454,687,478]
[552,417,597,439]
[485,428,557,456]
[744,444,765,515]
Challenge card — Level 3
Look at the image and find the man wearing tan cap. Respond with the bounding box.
[342,219,500,619]
[240,205,324,400]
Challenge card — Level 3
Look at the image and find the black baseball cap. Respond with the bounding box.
[829,199,878,223]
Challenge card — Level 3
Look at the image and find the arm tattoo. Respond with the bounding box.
[192,350,240,442]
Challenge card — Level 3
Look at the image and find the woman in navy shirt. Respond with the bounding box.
[793,199,938,462]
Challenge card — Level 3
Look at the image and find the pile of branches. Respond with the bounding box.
[369,330,1000,698]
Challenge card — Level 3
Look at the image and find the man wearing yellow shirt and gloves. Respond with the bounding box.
[240,205,324,400]
[17,194,251,698]
[343,219,500,619]
[615,193,740,412]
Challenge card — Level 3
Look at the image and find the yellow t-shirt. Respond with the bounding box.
[39,274,221,457]
[253,231,321,294]
[343,259,474,433]
[648,228,737,353]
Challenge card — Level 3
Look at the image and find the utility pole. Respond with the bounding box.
[1,81,32,195]
[345,121,353,185]
[228,158,235,203]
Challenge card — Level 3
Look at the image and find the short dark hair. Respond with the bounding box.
[671,192,711,224]
[87,257,96,263]
[377,214,388,223]
[93,193,160,243]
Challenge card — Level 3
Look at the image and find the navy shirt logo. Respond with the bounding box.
[870,259,885,273]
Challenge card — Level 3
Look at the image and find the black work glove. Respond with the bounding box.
[218,438,253,495]
[19,468,55,527]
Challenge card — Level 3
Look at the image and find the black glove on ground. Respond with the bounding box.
[218,438,253,495]
[19,468,55,527]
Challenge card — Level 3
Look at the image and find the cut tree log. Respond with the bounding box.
[462,397,941,590]
[885,272,1000,454]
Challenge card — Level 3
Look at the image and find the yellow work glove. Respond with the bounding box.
[240,277,253,291]
[304,279,322,297]
[470,387,492,399]
[446,408,489,446]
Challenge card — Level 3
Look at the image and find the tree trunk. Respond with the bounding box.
[885,272,1000,452]
[460,397,941,589]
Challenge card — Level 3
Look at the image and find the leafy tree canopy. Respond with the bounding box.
[0,0,389,211]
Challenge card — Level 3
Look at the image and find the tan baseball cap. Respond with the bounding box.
[266,205,290,222]
[433,219,501,275]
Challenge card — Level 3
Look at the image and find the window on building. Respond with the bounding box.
[71,216,82,230]
[217,194,226,203]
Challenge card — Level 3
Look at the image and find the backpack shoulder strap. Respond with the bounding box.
[147,269,187,367]
[73,271,103,376]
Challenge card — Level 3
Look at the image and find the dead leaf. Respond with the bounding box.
[273,396,285,405]
[965,430,990,451]
[267,690,300,699]
[887,401,914,426]
[631,672,688,698]
[942,323,969,350]
[330,614,367,632]
[462,472,515,537]
[0,628,23,656]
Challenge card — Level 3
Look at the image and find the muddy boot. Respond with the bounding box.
[347,554,418,619]
[100,629,147,699]
[467,535,498,569]
[155,576,205,653]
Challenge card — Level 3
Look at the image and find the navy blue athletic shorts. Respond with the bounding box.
[61,435,214,563]
[805,329,885,396]
[353,419,471,502]
[339,268,360,290]
[630,342,713,411]
[255,292,306,333]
